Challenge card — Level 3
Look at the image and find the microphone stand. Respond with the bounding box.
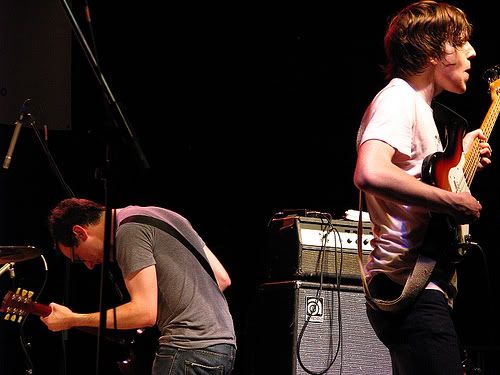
[56,1,150,374]
[57,0,149,170]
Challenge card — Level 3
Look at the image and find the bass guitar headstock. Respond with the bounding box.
[483,64,500,101]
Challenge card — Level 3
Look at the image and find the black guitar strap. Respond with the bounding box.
[119,215,217,283]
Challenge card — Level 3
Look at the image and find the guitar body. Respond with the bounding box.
[421,116,470,262]
[422,127,466,193]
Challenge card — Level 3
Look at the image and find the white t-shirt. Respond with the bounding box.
[357,78,443,285]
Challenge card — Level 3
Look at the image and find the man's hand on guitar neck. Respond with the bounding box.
[40,302,75,332]
[463,129,492,170]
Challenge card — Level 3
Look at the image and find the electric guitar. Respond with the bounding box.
[421,66,500,262]
[1,288,158,375]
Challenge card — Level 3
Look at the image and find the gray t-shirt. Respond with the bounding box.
[115,206,236,349]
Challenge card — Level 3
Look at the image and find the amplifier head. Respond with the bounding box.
[266,215,374,282]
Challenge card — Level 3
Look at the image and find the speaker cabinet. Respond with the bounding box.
[252,281,391,375]
[266,216,373,282]
[0,0,71,130]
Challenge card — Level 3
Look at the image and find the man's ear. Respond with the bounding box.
[72,225,89,241]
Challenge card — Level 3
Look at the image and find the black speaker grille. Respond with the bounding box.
[295,283,391,374]
[253,281,391,375]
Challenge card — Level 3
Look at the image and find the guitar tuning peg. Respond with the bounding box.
[27,291,34,298]
[21,289,28,297]
[4,313,10,320]
[17,316,23,323]
[10,314,17,322]
[16,287,21,295]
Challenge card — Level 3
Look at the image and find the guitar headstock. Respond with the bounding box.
[483,64,500,101]
[1,288,36,323]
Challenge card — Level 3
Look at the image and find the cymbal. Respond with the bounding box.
[0,245,41,264]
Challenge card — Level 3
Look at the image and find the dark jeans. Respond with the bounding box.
[367,288,462,375]
[152,344,236,375]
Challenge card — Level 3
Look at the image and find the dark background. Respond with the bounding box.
[1,1,499,374]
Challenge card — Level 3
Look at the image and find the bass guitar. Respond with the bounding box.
[421,66,500,262]
[1,288,158,375]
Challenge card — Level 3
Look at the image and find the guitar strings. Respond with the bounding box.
[463,85,499,187]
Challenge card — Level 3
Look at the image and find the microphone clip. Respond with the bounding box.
[0,262,15,278]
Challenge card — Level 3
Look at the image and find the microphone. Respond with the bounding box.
[9,263,15,279]
[2,99,32,170]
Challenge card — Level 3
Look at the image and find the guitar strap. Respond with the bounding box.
[357,189,436,312]
[119,215,217,283]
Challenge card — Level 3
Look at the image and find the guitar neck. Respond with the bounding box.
[26,301,52,318]
[463,80,500,185]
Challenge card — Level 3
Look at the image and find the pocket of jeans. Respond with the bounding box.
[155,352,175,360]
[184,361,224,374]
[152,353,175,375]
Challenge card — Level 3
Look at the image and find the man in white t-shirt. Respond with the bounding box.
[354,1,492,374]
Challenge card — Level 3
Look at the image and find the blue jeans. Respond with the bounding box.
[152,344,236,375]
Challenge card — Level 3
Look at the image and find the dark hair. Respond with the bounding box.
[384,1,472,80]
[48,198,104,248]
